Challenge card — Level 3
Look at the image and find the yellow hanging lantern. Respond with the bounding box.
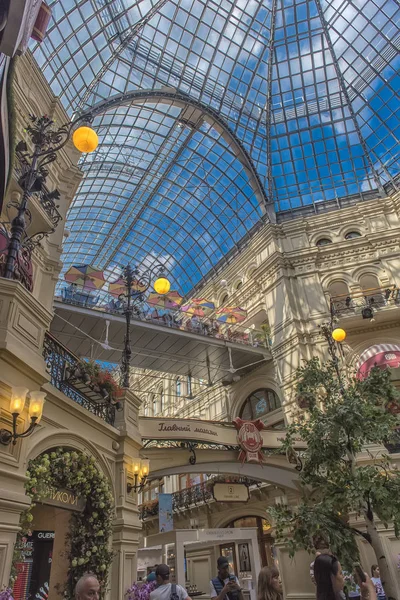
[332,328,346,342]
[154,277,171,295]
[72,126,98,153]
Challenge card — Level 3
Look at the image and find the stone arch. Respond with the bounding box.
[25,430,116,501]
[351,265,385,286]
[321,272,354,290]
[340,225,364,239]
[245,264,258,280]
[149,461,298,490]
[212,506,275,529]
[231,375,283,419]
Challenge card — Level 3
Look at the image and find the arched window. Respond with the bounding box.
[239,389,281,420]
[345,231,361,240]
[220,294,228,305]
[176,378,181,397]
[235,281,243,290]
[151,394,156,416]
[360,274,382,305]
[159,387,164,413]
[316,238,332,246]
[144,402,149,417]
[328,280,349,298]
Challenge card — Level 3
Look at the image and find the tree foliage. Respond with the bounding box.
[271,358,400,570]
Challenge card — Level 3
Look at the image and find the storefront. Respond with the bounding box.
[138,528,261,600]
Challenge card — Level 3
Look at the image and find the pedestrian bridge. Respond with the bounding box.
[139,417,304,489]
[51,299,272,380]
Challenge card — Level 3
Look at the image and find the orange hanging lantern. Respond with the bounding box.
[72,126,98,153]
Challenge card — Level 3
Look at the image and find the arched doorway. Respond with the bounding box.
[225,516,275,568]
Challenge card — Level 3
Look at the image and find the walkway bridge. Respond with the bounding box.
[139,417,305,489]
[50,296,272,380]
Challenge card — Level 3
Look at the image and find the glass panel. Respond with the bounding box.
[30,0,400,286]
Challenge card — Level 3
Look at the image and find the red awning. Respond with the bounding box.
[357,344,400,379]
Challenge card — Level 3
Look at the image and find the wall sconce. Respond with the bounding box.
[127,458,150,493]
[0,387,46,445]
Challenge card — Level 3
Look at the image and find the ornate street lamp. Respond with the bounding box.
[127,458,150,493]
[118,264,170,388]
[0,387,46,445]
[1,114,97,285]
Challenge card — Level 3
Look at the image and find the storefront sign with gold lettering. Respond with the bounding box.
[41,487,85,512]
[212,482,249,503]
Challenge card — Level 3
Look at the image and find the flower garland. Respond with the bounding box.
[13,447,114,599]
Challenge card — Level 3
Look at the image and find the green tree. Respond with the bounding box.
[271,357,400,599]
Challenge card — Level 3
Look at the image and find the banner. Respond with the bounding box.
[159,493,173,533]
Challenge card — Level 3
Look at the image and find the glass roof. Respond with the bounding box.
[31,0,400,293]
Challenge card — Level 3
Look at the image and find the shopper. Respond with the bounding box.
[210,557,243,600]
[257,566,282,600]
[149,564,191,600]
[371,565,386,600]
[147,566,158,582]
[314,554,377,600]
[75,573,100,600]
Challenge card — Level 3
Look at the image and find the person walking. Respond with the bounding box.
[75,573,100,600]
[371,565,386,600]
[210,557,243,600]
[257,566,282,600]
[149,564,191,600]
[314,554,377,600]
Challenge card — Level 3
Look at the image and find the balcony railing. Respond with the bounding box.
[330,286,400,319]
[55,284,270,349]
[139,477,261,520]
[42,332,116,426]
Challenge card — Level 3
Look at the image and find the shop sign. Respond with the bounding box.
[13,530,54,600]
[140,417,306,449]
[212,482,249,503]
[233,418,264,463]
[41,487,85,512]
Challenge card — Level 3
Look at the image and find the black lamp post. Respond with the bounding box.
[1,114,96,284]
[118,264,170,388]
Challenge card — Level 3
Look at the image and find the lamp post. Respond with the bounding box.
[1,114,97,283]
[127,458,150,493]
[319,319,347,388]
[119,264,170,388]
[0,387,46,445]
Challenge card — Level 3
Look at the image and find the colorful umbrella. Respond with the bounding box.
[108,277,147,298]
[147,291,183,309]
[181,298,215,317]
[216,306,247,324]
[64,265,105,290]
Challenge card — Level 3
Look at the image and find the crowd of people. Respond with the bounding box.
[73,550,387,600]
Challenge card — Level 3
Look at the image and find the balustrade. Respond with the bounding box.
[42,332,116,426]
[330,285,400,318]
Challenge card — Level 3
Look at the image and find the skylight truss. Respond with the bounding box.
[32,0,400,291]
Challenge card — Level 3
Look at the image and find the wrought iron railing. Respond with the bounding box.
[42,332,116,426]
[330,286,400,318]
[55,283,270,349]
[139,477,260,520]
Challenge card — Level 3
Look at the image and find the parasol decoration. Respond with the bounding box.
[215,306,248,324]
[147,290,183,310]
[64,265,106,290]
[108,277,147,298]
[181,298,215,317]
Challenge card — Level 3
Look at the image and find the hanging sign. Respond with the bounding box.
[233,418,265,464]
[212,482,249,503]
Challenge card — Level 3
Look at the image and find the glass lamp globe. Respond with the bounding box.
[72,126,98,153]
[332,328,346,342]
[154,277,170,295]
